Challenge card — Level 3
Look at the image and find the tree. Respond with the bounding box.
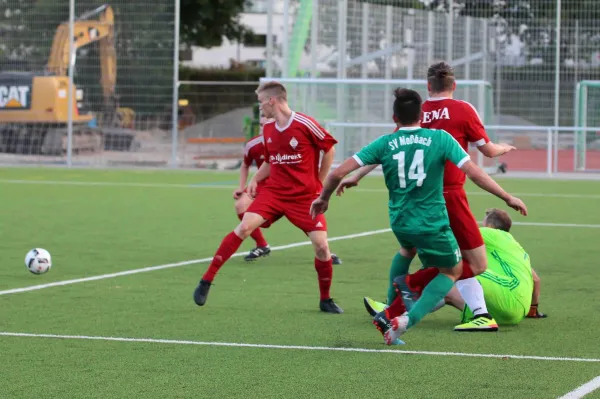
[179,0,252,48]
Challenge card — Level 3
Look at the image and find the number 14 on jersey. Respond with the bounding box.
[393,149,427,188]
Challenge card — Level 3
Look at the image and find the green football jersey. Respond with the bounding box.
[479,227,533,297]
[353,126,470,234]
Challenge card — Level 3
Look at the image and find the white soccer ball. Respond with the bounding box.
[25,248,52,275]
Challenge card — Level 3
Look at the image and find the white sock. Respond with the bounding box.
[455,278,488,316]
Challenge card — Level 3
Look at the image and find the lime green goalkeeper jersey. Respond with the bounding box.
[353,126,470,234]
[479,227,534,299]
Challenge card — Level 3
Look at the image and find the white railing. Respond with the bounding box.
[326,122,600,175]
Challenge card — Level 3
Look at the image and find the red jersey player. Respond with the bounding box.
[233,120,342,264]
[337,62,516,331]
[233,123,272,261]
[194,81,343,314]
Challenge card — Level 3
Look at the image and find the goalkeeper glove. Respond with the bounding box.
[526,304,547,318]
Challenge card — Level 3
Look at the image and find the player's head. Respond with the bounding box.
[427,62,456,95]
[483,208,512,232]
[392,88,422,126]
[256,81,288,118]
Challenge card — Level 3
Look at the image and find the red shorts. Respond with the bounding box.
[444,188,484,250]
[246,191,327,234]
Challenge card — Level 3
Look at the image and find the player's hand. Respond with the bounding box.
[527,304,548,318]
[310,197,329,219]
[248,179,259,199]
[233,188,245,200]
[505,196,528,216]
[336,177,359,196]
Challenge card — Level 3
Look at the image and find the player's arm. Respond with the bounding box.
[461,161,527,215]
[463,103,515,158]
[478,142,516,158]
[336,164,378,196]
[248,162,270,198]
[527,268,547,318]
[319,147,335,184]
[234,162,251,199]
[302,115,338,183]
[443,131,527,215]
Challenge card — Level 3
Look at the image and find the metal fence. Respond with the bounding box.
[327,122,600,174]
[0,0,177,167]
[1,0,599,173]
[267,0,600,143]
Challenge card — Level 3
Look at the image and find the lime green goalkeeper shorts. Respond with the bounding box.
[462,274,530,325]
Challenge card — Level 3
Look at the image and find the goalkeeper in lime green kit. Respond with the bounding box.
[457,208,546,324]
[310,88,528,344]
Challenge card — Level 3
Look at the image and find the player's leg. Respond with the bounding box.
[445,189,497,328]
[457,272,525,329]
[382,247,417,318]
[307,230,343,313]
[383,228,464,344]
[444,286,466,311]
[372,245,416,345]
[386,250,415,305]
[193,194,280,306]
[234,193,270,261]
[362,248,416,318]
[285,202,342,313]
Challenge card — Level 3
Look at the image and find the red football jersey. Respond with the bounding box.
[421,97,490,188]
[262,111,337,198]
[243,135,266,169]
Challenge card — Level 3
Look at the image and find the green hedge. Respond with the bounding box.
[178,68,266,124]
[179,67,266,82]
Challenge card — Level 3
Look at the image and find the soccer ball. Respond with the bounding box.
[25,248,52,275]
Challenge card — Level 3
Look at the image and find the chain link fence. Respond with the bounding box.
[0,0,175,167]
[1,1,599,172]
[265,0,600,172]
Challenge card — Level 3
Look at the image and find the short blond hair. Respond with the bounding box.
[256,81,287,101]
[485,208,512,232]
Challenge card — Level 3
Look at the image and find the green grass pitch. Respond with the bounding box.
[0,167,599,398]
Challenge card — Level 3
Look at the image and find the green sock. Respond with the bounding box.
[407,273,454,328]
[386,252,413,304]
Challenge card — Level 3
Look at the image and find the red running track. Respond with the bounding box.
[471,149,600,172]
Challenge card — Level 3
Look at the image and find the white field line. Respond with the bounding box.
[0,332,598,363]
[558,376,600,399]
[1,179,599,199]
[1,220,598,298]
[0,179,235,189]
[0,228,391,296]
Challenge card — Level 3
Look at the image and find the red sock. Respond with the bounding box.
[406,261,475,292]
[314,258,333,300]
[250,229,268,247]
[202,231,244,282]
[406,267,440,292]
[458,260,474,280]
[385,295,407,319]
[238,213,268,248]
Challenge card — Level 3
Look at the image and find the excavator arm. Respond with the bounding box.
[46,4,116,108]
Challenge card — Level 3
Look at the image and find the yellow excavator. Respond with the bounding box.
[0,4,135,155]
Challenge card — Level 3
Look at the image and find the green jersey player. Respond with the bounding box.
[310,88,528,344]
[365,208,547,327]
